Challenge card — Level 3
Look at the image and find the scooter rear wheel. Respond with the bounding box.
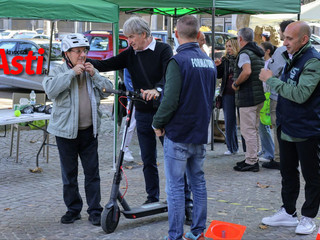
[101,206,120,233]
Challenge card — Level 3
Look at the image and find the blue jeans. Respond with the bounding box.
[55,126,103,215]
[164,136,207,240]
[135,110,160,201]
[258,122,274,160]
[222,94,238,153]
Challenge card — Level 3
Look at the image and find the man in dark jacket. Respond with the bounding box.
[88,16,172,205]
[153,15,216,240]
[260,21,320,236]
[232,27,265,172]
[88,16,194,225]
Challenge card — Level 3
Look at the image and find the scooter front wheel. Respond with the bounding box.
[101,206,120,233]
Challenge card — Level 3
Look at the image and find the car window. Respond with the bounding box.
[204,34,212,46]
[311,35,320,45]
[90,36,109,51]
[17,42,38,55]
[38,42,62,61]
[1,32,10,37]
[0,41,17,52]
[119,39,128,49]
[204,33,236,47]
[215,35,225,47]
[13,33,36,39]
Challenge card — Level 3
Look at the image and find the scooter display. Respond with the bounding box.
[101,89,167,234]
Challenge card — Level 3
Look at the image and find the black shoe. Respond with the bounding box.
[185,205,193,226]
[143,199,159,205]
[61,211,81,224]
[234,162,259,172]
[88,213,101,226]
[236,159,246,167]
[262,160,280,170]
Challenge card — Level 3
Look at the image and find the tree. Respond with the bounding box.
[236,14,251,29]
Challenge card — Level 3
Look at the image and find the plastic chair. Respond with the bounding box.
[9,93,49,163]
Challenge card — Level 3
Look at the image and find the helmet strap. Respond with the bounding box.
[63,52,74,69]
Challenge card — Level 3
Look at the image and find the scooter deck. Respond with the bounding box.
[121,202,168,219]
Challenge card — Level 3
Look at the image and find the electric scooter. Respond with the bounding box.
[101,89,167,234]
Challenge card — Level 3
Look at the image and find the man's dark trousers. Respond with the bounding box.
[135,109,160,202]
[56,126,103,215]
[278,127,320,218]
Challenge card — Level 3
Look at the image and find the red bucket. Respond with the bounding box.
[205,220,246,240]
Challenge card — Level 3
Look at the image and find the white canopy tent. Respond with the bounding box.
[300,0,320,21]
[250,0,320,28]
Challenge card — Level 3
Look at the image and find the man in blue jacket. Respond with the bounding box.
[153,15,216,240]
[260,21,320,236]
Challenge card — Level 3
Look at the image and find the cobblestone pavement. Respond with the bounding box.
[0,100,318,240]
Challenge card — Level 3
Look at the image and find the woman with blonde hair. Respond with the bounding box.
[216,38,240,155]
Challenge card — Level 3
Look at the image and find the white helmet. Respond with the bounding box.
[61,33,90,52]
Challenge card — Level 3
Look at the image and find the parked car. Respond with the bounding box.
[310,34,320,52]
[151,30,236,58]
[0,30,19,39]
[151,30,170,43]
[35,28,44,34]
[0,30,38,39]
[84,30,129,60]
[203,32,237,58]
[0,39,63,90]
[12,31,37,39]
[32,34,50,40]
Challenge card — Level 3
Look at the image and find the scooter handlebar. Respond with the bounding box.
[104,89,159,101]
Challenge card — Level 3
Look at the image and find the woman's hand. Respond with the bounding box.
[214,58,222,66]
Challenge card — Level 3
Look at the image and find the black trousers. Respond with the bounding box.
[278,127,320,218]
[56,126,103,215]
[135,109,193,204]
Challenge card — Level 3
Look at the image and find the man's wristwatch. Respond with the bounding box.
[233,82,239,88]
[156,87,163,94]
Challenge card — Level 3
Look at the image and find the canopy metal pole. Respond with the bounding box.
[211,2,216,151]
[167,16,174,48]
[112,22,119,170]
[46,21,54,75]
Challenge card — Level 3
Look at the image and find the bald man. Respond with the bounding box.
[260,21,320,235]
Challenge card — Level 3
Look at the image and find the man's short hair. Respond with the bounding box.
[176,15,199,39]
[280,20,295,33]
[123,16,150,37]
[300,22,312,38]
[238,28,254,42]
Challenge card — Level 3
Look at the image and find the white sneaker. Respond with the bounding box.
[261,207,299,227]
[224,150,232,155]
[259,157,271,162]
[295,216,316,235]
[225,150,239,155]
[123,148,134,162]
